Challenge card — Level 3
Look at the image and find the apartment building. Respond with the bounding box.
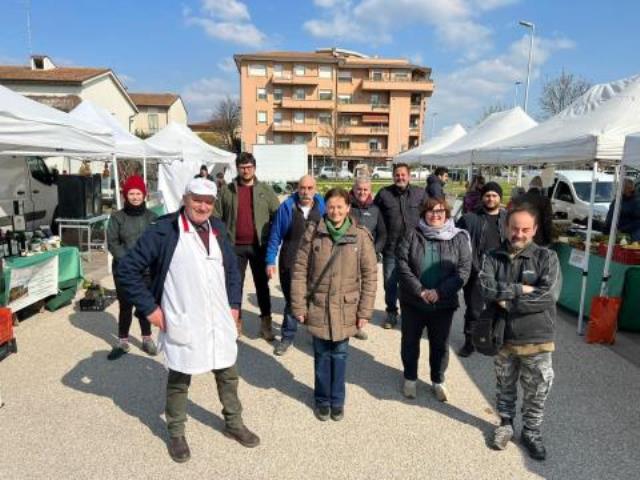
[234,48,434,166]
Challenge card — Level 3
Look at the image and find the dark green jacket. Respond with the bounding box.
[214,178,280,247]
[107,208,157,263]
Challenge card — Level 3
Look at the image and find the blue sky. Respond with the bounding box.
[1,0,639,133]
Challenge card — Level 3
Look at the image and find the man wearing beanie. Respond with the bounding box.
[456,180,508,357]
[107,175,158,360]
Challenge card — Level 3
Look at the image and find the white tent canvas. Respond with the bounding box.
[428,107,537,166]
[149,122,236,213]
[476,75,640,165]
[622,132,640,168]
[394,124,467,165]
[0,84,113,156]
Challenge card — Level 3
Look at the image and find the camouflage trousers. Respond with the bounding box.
[495,350,554,431]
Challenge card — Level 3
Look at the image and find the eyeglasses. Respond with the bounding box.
[426,209,446,216]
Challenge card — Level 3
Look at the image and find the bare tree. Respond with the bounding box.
[477,102,509,124]
[539,70,591,118]
[211,96,241,153]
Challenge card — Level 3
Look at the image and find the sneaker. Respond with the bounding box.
[492,422,514,450]
[330,406,344,421]
[521,428,546,461]
[142,338,158,356]
[354,329,368,340]
[433,382,449,402]
[273,340,292,356]
[457,338,475,358]
[168,436,191,463]
[107,342,130,361]
[383,312,398,329]
[224,425,261,448]
[314,406,331,422]
[402,380,417,399]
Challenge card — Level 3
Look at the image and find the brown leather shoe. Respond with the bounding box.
[259,315,275,342]
[168,436,191,463]
[224,425,261,448]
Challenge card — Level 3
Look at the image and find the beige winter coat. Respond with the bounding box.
[290,219,378,341]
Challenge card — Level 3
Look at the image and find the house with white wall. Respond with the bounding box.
[129,93,188,136]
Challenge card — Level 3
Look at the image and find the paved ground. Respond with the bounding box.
[1,251,640,479]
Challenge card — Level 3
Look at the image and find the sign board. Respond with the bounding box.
[568,248,586,270]
[7,256,59,312]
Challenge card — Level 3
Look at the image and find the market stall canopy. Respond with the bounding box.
[149,122,236,213]
[394,124,467,165]
[0,84,113,156]
[622,132,640,168]
[69,101,179,159]
[476,75,640,166]
[428,107,537,166]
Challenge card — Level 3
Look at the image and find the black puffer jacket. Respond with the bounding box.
[425,174,445,200]
[478,241,561,345]
[350,196,387,254]
[374,184,426,256]
[396,226,472,311]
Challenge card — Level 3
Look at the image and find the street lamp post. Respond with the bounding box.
[518,20,535,187]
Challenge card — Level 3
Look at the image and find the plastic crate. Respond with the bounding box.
[0,307,14,345]
[78,297,107,312]
[597,244,640,265]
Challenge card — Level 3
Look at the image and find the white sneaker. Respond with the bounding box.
[402,380,417,399]
[433,382,449,402]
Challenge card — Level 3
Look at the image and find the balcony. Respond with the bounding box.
[361,78,434,93]
[272,121,319,133]
[281,98,334,109]
[271,73,320,85]
[410,104,422,113]
[337,103,390,113]
[340,125,389,136]
[337,148,389,158]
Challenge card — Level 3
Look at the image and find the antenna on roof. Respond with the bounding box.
[26,0,33,58]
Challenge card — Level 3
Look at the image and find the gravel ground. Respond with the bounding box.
[1,252,639,479]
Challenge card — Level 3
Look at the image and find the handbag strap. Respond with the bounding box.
[306,243,342,302]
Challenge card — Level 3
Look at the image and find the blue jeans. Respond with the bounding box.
[313,337,349,408]
[281,307,298,342]
[383,254,399,313]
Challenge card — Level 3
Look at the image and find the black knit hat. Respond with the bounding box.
[481,181,503,198]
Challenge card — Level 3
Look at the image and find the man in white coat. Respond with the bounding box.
[117,177,260,463]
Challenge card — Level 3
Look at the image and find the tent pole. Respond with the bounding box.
[600,164,625,296]
[517,165,523,187]
[577,160,598,335]
[112,154,122,210]
[143,156,147,185]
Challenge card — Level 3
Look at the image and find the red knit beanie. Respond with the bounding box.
[122,175,147,197]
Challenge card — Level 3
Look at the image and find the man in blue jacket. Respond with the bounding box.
[266,175,324,356]
[117,177,260,463]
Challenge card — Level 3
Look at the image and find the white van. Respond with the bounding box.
[550,170,614,225]
[0,156,58,232]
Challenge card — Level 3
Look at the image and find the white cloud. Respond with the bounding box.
[217,57,237,73]
[186,0,267,47]
[182,76,238,121]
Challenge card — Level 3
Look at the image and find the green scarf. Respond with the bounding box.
[325,216,352,242]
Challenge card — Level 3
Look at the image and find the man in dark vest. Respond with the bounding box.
[266,175,325,355]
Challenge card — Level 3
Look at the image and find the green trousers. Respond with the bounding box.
[166,364,244,437]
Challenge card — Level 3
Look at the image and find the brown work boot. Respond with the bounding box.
[259,315,275,342]
[168,436,191,463]
[224,425,261,448]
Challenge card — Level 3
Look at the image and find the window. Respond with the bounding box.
[411,93,422,105]
[393,69,410,81]
[371,70,383,81]
[27,157,55,186]
[294,64,305,76]
[339,115,350,126]
[273,111,283,125]
[573,181,614,203]
[319,89,332,101]
[553,181,574,203]
[294,134,307,144]
[338,70,352,82]
[257,88,267,101]
[338,94,352,105]
[273,134,283,144]
[273,88,283,101]
[294,88,305,100]
[257,134,266,145]
[148,113,159,133]
[257,111,267,124]
[369,138,380,151]
[273,64,283,78]
[248,64,266,76]
[318,112,332,125]
[293,111,304,124]
[319,65,332,79]
[337,138,350,150]
[370,93,381,105]
[317,136,331,148]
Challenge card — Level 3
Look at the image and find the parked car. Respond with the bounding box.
[550,170,614,226]
[318,166,353,180]
[371,166,393,180]
[410,167,430,181]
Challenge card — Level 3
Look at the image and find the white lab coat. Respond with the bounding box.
[159,213,238,374]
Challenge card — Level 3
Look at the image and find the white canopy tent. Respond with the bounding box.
[148,122,236,213]
[427,107,537,167]
[394,124,467,165]
[0,84,113,156]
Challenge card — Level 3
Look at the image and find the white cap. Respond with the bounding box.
[185,177,217,198]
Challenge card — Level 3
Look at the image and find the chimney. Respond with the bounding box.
[30,55,56,70]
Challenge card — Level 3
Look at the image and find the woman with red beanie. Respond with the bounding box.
[106,175,158,360]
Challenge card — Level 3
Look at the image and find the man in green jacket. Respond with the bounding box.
[215,152,280,340]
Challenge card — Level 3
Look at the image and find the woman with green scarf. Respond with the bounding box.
[291,187,377,422]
